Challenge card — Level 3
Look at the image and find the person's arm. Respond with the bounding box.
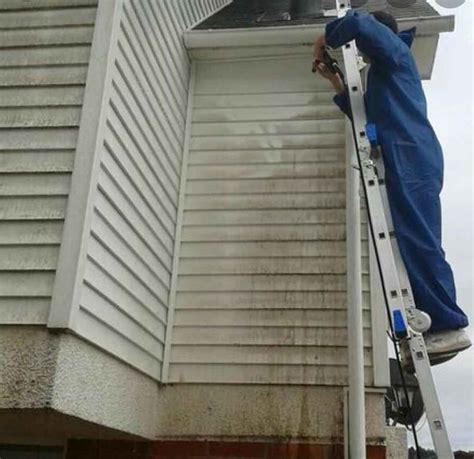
[324,10,405,69]
[313,35,327,65]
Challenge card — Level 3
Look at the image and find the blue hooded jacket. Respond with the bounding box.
[326,11,468,331]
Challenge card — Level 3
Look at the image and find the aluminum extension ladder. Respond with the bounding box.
[332,1,454,457]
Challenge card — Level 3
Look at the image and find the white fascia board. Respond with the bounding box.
[185,23,325,49]
[184,15,454,50]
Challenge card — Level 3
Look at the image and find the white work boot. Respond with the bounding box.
[424,329,472,357]
[400,329,472,373]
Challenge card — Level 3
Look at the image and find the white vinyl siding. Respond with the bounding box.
[0,0,97,324]
[168,56,373,385]
[70,0,231,380]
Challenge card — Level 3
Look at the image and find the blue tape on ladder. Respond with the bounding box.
[393,310,408,338]
[366,123,378,146]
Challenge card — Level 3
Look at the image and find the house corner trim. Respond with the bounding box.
[161,62,197,382]
[48,0,125,329]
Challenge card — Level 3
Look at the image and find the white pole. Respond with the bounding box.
[345,120,367,458]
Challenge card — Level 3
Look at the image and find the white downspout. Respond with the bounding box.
[345,120,367,458]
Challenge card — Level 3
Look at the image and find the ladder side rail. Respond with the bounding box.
[372,158,416,312]
[339,37,409,332]
[409,335,455,457]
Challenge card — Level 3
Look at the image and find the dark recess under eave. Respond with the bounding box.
[194,0,440,30]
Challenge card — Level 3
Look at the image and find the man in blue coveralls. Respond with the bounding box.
[313,10,471,366]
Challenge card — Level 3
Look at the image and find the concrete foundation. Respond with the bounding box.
[155,385,386,444]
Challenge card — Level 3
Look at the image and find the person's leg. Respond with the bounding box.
[382,140,470,368]
[385,174,469,332]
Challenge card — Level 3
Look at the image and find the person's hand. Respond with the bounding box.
[314,63,345,94]
[314,62,333,80]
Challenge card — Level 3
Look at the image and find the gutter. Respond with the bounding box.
[184,15,454,49]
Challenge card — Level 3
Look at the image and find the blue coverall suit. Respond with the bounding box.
[325,11,468,332]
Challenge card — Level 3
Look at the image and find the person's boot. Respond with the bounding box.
[424,329,472,356]
[401,329,472,373]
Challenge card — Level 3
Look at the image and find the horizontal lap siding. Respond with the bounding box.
[75,0,231,380]
[169,56,372,385]
[0,1,97,324]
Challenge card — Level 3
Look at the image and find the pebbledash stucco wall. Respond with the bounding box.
[0,326,387,444]
[386,427,408,459]
[0,327,159,441]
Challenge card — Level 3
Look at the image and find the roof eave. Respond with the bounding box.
[184,14,454,49]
